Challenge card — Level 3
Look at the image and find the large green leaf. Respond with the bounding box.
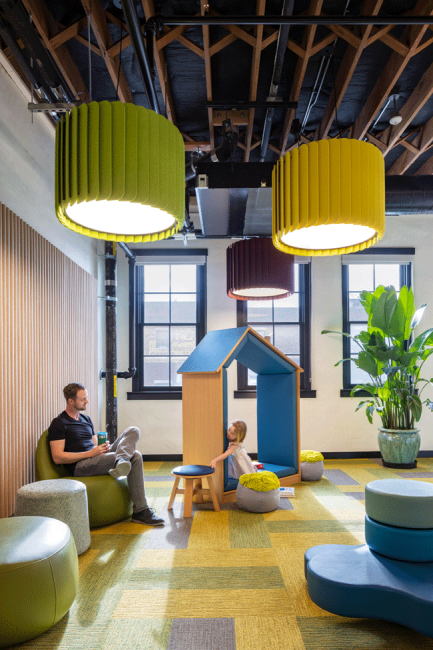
[367,344,401,362]
[410,304,427,332]
[398,285,416,340]
[356,350,380,376]
[388,293,407,341]
[408,394,423,422]
[409,328,433,354]
[370,287,398,334]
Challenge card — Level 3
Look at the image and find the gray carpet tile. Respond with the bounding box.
[323,469,360,485]
[396,472,433,478]
[344,491,365,500]
[167,618,236,650]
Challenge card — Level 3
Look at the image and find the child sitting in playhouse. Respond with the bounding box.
[210,420,256,479]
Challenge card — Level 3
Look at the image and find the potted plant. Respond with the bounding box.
[322,285,433,468]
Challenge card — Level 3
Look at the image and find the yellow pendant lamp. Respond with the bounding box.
[55,101,185,242]
[272,139,385,256]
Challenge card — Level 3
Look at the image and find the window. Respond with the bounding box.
[236,262,314,396]
[129,250,207,399]
[341,249,413,393]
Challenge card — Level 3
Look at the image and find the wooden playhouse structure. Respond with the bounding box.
[178,326,302,503]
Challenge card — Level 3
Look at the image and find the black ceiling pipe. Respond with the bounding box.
[260,0,294,162]
[385,176,433,215]
[148,15,433,27]
[122,0,160,114]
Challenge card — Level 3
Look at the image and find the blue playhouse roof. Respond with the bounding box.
[178,326,302,375]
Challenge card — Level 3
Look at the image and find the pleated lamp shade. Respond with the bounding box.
[227,238,294,300]
[272,139,385,256]
[55,101,185,242]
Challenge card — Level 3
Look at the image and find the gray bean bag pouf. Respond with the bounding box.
[236,471,280,513]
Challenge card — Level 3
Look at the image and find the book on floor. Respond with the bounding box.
[279,487,295,497]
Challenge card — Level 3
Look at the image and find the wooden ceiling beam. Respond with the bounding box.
[314,0,383,142]
[350,0,433,141]
[280,0,323,154]
[49,17,87,49]
[22,0,89,101]
[244,0,265,162]
[81,0,132,103]
[387,116,433,174]
[380,58,433,154]
[415,156,433,175]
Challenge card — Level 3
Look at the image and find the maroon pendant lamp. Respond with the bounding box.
[227,238,294,300]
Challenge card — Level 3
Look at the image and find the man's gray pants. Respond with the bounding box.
[74,426,147,513]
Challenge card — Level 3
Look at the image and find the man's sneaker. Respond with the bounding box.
[109,459,131,479]
[131,508,165,526]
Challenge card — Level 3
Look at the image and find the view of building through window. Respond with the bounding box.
[132,258,206,394]
[343,260,411,388]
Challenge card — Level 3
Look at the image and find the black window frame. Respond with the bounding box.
[128,249,207,400]
[235,262,315,398]
[341,248,413,396]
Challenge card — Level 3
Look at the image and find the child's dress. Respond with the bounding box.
[227,442,257,479]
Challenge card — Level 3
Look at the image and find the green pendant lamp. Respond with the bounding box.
[55,101,185,242]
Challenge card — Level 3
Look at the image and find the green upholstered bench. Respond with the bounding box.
[0,516,78,648]
[36,430,133,528]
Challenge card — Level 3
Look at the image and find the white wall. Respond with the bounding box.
[115,217,433,458]
[0,56,97,277]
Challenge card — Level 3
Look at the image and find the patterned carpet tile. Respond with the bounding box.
[235,616,306,650]
[113,588,293,618]
[323,469,360,485]
[101,620,172,650]
[167,618,236,650]
[229,510,273,548]
[297,616,433,649]
[344,491,366,500]
[126,566,285,590]
[137,548,278,568]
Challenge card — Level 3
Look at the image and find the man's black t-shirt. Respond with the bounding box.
[48,411,95,475]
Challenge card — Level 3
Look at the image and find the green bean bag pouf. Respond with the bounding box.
[236,471,280,512]
[0,516,78,648]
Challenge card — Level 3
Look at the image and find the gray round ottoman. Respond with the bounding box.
[0,516,78,648]
[15,479,91,554]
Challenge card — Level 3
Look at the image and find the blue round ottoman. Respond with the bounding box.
[0,516,78,648]
[365,479,433,529]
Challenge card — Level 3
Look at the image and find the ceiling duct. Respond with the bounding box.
[195,164,433,237]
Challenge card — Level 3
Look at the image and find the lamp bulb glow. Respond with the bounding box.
[281,223,377,252]
[67,200,176,236]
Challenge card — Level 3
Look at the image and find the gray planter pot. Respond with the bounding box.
[378,427,420,469]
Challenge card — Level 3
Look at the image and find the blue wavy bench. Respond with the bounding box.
[304,479,433,638]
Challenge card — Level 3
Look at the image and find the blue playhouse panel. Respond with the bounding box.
[257,373,298,473]
[178,327,249,373]
[232,332,297,375]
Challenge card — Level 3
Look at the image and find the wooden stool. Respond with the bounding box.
[168,465,220,518]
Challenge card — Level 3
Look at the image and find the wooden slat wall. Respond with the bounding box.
[0,202,98,517]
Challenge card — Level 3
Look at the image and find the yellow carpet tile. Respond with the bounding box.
[114,588,293,619]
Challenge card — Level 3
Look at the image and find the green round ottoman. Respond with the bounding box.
[0,516,78,648]
[365,479,433,529]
